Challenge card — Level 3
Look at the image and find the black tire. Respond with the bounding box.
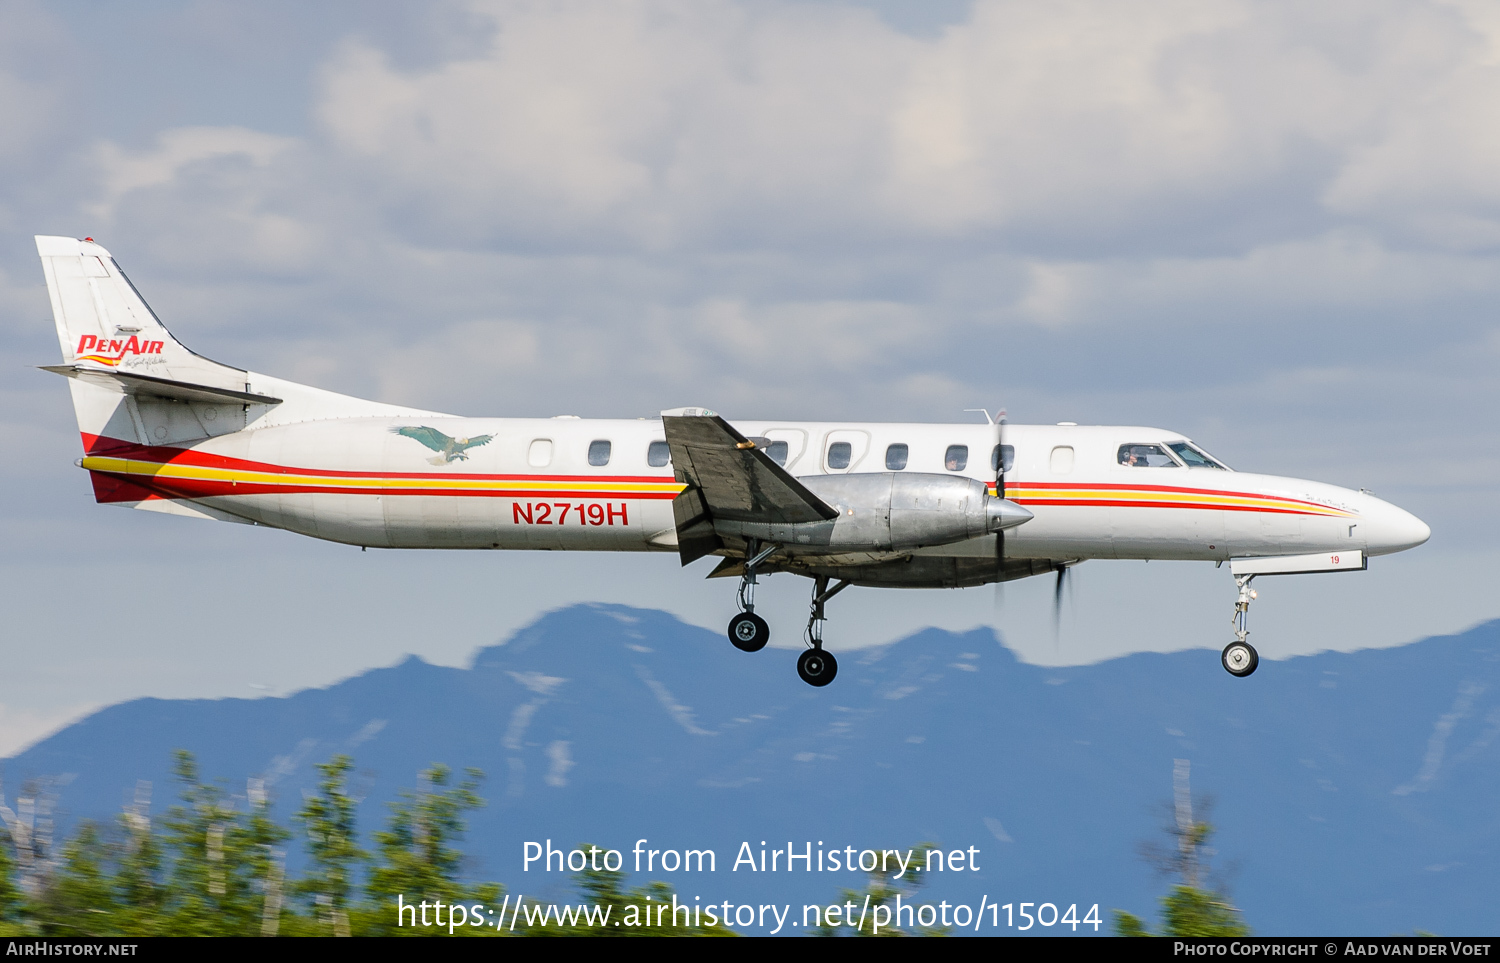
[797,648,838,687]
[1221,641,1258,677]
[728,613,770,652]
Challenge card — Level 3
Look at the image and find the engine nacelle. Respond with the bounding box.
[714,473,1032,555]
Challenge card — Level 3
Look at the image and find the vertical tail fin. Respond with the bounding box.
[36,235,249,393]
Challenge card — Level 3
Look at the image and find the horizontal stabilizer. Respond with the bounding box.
[40,365,282,406]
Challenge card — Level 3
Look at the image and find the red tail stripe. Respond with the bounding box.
[79,433,677,484]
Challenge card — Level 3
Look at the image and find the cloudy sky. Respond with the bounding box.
[2,0,1499,754]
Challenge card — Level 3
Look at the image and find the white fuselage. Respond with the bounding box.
[82,410,1431,564]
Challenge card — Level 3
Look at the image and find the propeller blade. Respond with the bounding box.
[994,408,1008,573]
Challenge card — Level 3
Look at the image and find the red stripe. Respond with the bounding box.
[106,476,678,501]
[90,471,165,504]
[79,433,678,484]
[1017,498,1313,515]
[995,480,1344,514]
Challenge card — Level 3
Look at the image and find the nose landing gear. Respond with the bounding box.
[1222,574,1259,677]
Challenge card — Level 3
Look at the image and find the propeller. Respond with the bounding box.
[993,408,1008,579]
[989,408,1008,617]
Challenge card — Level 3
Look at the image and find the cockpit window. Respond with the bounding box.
[1167,441,1228,469]
[1118,444,1178,468]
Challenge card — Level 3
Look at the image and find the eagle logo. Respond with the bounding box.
[391,426,495,465]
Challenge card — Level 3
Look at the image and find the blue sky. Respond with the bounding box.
[2,0,1499,754]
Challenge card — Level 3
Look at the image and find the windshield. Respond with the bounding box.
[1167,441,1228,469]
[1118,444,1178,468]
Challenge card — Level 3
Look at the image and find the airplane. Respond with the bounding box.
[35,235,1431,687]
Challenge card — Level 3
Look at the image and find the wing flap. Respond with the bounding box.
[663,412,836,530]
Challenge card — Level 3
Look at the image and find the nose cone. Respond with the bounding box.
[987,497,1034,533]
[1363,497,1431,556]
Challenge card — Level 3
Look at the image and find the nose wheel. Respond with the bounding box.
[1221,640,1258,677]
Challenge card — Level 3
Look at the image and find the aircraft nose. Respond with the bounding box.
[1363,498,1431,556]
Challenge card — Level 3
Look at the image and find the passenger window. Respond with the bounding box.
[991,444,1015,474]
[1118,444,1178,468]
[528,439,553,468]
[885,443,909,470]
[767,440,789,466]
[944,445,968,472]
[647,440,670,468]
[1050,446,1074,474]
[827,441,852,470]
[588,440,612,466]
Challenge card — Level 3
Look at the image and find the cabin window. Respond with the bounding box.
[528,439,553,467]
[588,439,612,466]
[767,440,789,466]
[944,445,968,472]
[827,441,852,470]
[647,440,671,467]
[1118,444,1178,468]
[1050,446,1074,474]
[1168,441,1227,469]
[991,444,1015,474]
[885,443,909,470]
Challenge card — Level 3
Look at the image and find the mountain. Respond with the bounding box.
[5,603,1498,936]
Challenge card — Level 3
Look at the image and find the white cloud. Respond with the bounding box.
[9,0,1500,721]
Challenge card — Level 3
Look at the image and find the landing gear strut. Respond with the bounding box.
[726,540,777,652]
[799,575,850,687]
[1222,574,1259,677]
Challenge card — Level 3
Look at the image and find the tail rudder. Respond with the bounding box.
[36,235,248,390]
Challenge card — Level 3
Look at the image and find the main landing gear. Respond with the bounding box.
[725,541,777,652]
[1222,574,1259,677]
[722,544,850,688]
[798,575,850,687]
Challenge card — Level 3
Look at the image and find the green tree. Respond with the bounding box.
[811,843,946,937]
[32,822,115,936]
[294,755,366,936]
[111,795,166,935]
[1113,784,1249,937]
[363,764,500,936]
[0,825,28,935]
[158,750,293,935]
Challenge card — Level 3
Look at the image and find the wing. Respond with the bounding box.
[457,434,494,452]
[662,410,837,564]
[392,425,451,453]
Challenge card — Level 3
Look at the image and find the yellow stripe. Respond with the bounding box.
[1007,486,1353,517]
[82,457,685,495]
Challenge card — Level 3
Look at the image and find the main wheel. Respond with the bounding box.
[797,648,838,687]
[1221,641,1258,677]
[728,613,770,652]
